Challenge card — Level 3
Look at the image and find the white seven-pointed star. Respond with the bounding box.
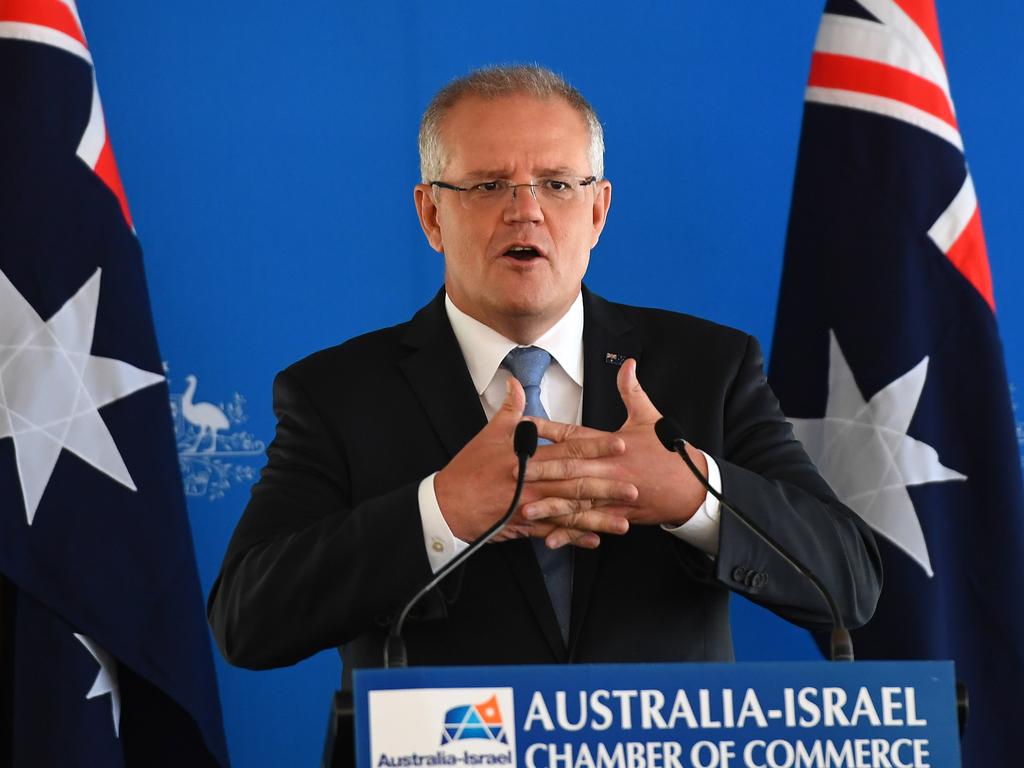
[789,331,966,577]
[74,633,122,737]
[0,267,164,524]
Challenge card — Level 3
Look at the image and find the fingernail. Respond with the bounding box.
[506,378,512,395]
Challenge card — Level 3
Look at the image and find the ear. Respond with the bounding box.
[590,179,612,248]
[414,183,444,252]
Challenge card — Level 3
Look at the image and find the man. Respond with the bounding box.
[208,66,881,684]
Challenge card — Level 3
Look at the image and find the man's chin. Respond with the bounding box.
[490,293,575,331]
[489,288,558,317]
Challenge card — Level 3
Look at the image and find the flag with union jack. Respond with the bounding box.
[770,1,1024,765]
[0,1,229,764]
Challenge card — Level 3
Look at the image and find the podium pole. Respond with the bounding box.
[321,689,354,768]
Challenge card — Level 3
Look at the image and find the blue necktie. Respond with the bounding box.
[501,346,572,645]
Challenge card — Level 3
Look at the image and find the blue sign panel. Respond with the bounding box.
[355,662,960,768]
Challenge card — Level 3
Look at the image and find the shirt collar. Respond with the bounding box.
[444,292,585,395]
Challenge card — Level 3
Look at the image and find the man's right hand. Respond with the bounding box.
[434,378,637,547]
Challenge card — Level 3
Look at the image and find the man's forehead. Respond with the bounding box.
[439,93,591,176]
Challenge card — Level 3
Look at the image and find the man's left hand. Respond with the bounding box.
[522,359,710,549]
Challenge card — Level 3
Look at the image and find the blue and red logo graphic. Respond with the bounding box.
[441,694,508,745]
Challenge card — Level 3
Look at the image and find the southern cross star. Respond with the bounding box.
[789,331,966,577]
[0,267,164,524]
[74,633,122,737]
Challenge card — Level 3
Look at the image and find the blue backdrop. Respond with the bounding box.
[75,2,1023,765]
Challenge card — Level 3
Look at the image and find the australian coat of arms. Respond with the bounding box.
[166,364,265,501]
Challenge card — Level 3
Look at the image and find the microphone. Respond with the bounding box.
[384,420,538,668]
[654,417,854,662]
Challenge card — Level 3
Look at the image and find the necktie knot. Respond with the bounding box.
[502,346,551,390]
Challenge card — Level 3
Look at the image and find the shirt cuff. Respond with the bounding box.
[418,472,470,574]
[661,450,721,556]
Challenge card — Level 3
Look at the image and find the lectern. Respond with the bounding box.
[325,661,962,767]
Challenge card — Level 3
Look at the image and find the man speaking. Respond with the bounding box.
[208,65,881,684]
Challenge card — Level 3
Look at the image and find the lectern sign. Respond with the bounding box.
[355,662,960,767]
[368,687,516,765]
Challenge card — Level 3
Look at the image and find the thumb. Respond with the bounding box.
[492,375,526,435]
[617,358,662,425]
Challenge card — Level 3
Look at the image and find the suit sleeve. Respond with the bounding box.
[689,335,883,631]
[206,367,435,669]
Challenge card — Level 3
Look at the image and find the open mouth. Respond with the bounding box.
[504,246,542,261]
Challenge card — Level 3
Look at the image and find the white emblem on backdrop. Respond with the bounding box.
[166,365,265,501]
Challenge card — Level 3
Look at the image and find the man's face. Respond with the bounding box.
[415,93,612,341]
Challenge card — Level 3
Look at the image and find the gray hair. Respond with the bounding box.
[418,64,605,183]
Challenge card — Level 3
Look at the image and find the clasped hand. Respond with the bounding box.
[434,359,708,550]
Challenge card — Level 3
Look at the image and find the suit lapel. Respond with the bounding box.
[569,288,642,658]
[398,291,566,660]
[580,287,640,431]
[398,291,487,457]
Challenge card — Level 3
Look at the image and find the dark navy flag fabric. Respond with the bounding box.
[0,1,228,765]
[770,1,1024,765]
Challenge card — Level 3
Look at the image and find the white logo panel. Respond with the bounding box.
[369,687,516,766]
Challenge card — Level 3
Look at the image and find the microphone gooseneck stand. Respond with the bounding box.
[322,421,539,767]
[384,420,539,668]
[653,417,854,662]
[656,417,970,739]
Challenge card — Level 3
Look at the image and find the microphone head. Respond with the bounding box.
[654,417,686,452]
[514,420,538,458]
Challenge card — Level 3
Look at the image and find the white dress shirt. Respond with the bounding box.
[417,292,722,573]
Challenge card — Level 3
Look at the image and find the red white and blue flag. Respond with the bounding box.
[770,1,1024,765]
[0,1,228,764]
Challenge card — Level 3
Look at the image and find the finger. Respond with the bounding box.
[534,434,626,461]
[489,524,530,542]
[617,358,662,425]
[530,417,609,443]
[512,520,602,550]
[526,477,639,505]
[519,437,626,481]
[491,377,526,435]
[520,498,630,534]
[523,456,607,482]
[546,528,602,550]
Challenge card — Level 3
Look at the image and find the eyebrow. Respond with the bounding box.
[461,166,582,180]
[460,169,513,181]
[535,166,580,177]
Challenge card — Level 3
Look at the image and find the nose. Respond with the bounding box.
[503,183,544,223]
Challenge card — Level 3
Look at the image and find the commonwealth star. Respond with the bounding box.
[0,268,164,524]
[789,331,966,576]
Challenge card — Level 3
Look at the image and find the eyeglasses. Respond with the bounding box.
[430,176,598,210]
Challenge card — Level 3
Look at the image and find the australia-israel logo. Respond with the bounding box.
[369,687,516,767]
[442,694,509,745]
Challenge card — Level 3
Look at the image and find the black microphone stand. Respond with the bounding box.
[321,422,538,767]
[654,417,854,662]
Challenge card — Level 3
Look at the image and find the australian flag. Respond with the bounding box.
[770,1,1024,765]
[0,1,229,765]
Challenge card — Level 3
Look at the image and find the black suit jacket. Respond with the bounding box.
[208,288,881,685]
